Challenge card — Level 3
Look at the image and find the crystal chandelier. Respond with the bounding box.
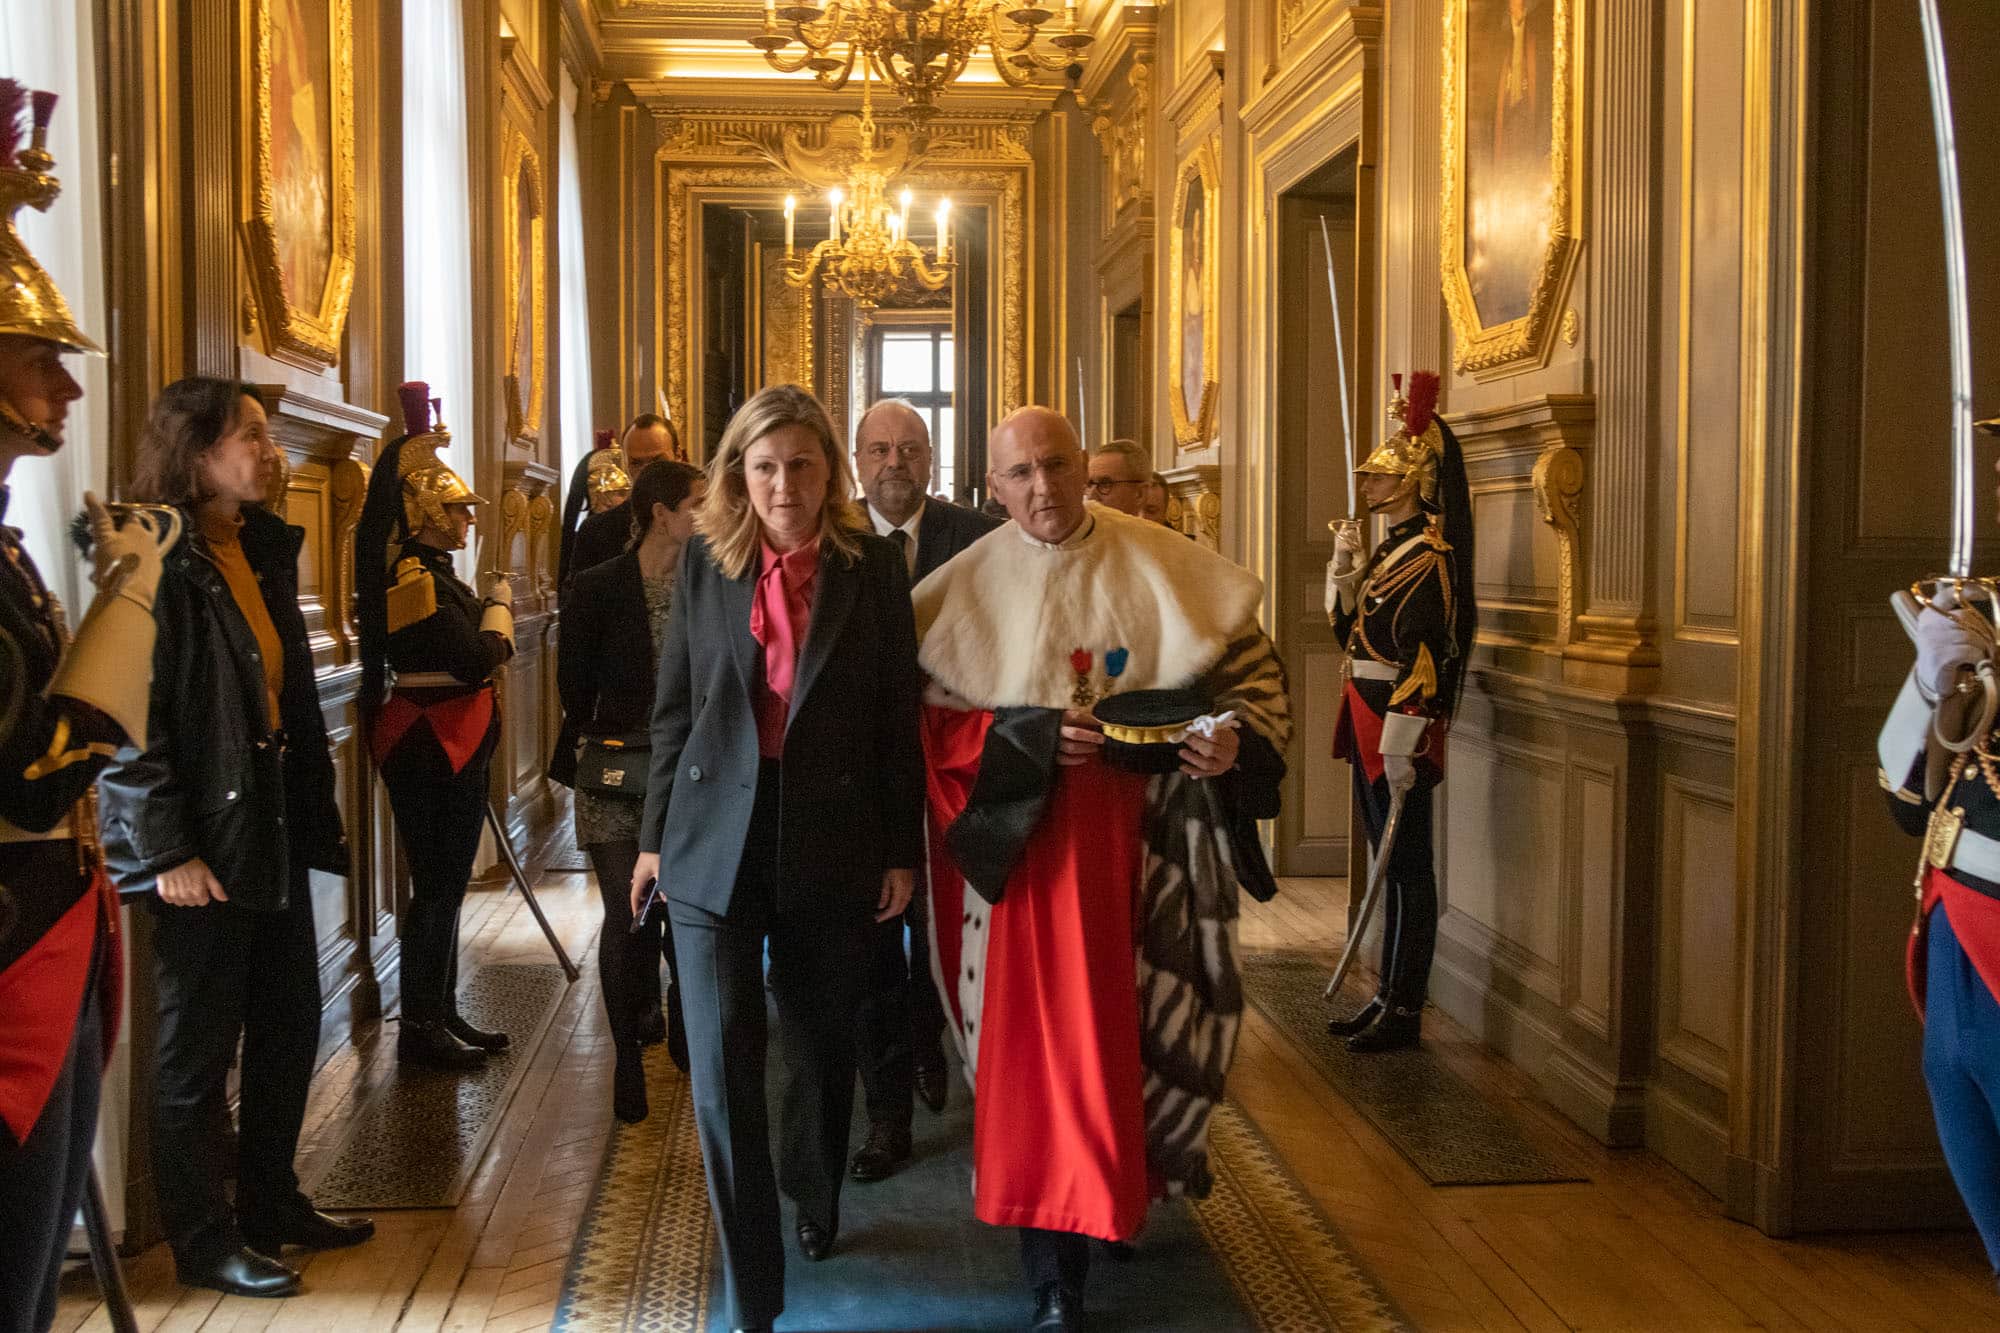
[782,66,954,309]
[752,1,1095,122]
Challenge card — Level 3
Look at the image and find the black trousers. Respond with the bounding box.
[0,934,103,1333]
[1354,768,1438,1014]
[854,875,946,1131]
[1021,1227,1090,1296]
[668,761,873,1329]
[584,834,678,1046]
[150,866,321,1263]
[383,724,495,1025]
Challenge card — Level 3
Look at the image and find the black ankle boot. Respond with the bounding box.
[446,1010,510,1052]
[399,1018,488,1070]
[613,1042,649,1123]
[1326,998,1383,1038]
[1346,1007,1422,1053]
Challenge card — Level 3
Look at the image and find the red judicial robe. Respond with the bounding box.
[923,704,1152,1242]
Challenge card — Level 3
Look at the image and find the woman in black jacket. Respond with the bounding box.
[98,378,370,1299]
[556,457,705,1121]
[627,384,924,1333]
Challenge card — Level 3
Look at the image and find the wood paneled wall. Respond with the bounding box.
[94,0,581,1246]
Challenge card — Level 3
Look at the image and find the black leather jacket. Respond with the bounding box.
[98,504,347,908]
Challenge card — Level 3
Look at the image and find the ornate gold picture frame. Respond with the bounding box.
[1169,139,1220,449]
[503,127,546,443]
[242,0,357,368]
[1440,0,1581,377]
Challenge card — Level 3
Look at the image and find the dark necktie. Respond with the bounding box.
[890,527,914,577]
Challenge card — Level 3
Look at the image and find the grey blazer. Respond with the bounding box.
[638,530,925,917]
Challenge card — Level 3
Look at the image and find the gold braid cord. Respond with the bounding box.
[1352,533,1456,705]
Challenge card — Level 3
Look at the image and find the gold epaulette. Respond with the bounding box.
[385,556,438,633]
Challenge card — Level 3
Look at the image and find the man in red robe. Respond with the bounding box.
[913,407,1290,1333]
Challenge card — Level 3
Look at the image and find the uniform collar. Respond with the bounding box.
[1384,511,1429,544]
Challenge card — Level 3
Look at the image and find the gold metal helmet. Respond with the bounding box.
[395,381,486,534]
[586,433,632,510]
[1356,370,1445,508]
[0,83,101,355]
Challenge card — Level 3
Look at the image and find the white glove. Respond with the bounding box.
[1915,604,1990,702]
[1325,558,1365,619]
[1384,753,1417,796]
[86,493,176,613]
[479,570,514,608]
[50,496,184,747]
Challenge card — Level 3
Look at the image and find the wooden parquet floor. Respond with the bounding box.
[53,873,2000,1332]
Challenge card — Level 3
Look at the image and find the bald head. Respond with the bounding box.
[987,406,1087,544]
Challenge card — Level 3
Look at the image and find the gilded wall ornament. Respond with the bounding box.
[503,126,547,443]
[1169,138,1220,449]
[242,0,358,368]
[1439,0,1580,377]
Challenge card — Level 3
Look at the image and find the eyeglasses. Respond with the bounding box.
[1085,477,1145,494]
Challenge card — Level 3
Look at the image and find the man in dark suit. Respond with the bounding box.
[849,398,999,1182]
[564,414,681,588]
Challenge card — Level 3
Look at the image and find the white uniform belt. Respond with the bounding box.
[393,672,484,689]
[1348,660,1400,682]
[0,817,72,844]
[1945,820,2000,884]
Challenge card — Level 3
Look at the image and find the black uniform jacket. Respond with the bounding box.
[1332,510,1461,751]
[638,532,925,918]
[0,486,122,970]
[565,501,632,592]
[98,504,346,908]
[382,539,511,690]
[909,499,1001,581]
[551,551,658,787]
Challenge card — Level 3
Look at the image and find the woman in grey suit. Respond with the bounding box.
[629,384,924,1333]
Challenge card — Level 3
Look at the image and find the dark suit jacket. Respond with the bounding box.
[566,501,633,590]
[909,498,1000,581]
[639,531,925,917]
[551,552,658,787]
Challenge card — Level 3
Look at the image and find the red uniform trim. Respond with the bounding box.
[0,888,99,1143]
[370,687,495,773]
[1909,866,2000,1019]
[1331,679,1446,783]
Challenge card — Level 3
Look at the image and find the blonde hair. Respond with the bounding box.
[698,383,867,579]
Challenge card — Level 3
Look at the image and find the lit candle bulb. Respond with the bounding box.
[899,188,912,239]
[784,194,796,255]
[830,188,843,243]
[936,198,951,260]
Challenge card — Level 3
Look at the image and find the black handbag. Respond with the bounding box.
[574,732,651,799]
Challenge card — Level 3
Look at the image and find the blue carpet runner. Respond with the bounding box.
[556,1041,1403,1331]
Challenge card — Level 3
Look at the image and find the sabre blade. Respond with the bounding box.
[1319,215,1357,520]
[1916,0,1976,578]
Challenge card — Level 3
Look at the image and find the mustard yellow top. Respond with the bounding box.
[200,509,284,728]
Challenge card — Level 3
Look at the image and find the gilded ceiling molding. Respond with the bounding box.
[1280,0,1336,50]
[657,132,1030,441]
[242,0,358,369]
[1438,0,1582,378]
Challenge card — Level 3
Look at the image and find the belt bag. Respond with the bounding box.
[575,732,650,799]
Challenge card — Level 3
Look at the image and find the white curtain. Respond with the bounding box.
[401,0,475,577]
[0,3,107,614]
[557,65,593,483]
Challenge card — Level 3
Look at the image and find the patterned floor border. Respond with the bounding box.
[553,1045,1406,1332]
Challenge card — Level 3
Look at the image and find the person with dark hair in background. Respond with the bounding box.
[846,397,997,1182]
[354,382,515,1071]
[628,384,924,1333]
[100,376,367,1298]
[567,414,682,586]
[1324,371,1478,1053]
[557,457,706,1122]
[1142,471,1173,527]
[0,82,186,1329]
